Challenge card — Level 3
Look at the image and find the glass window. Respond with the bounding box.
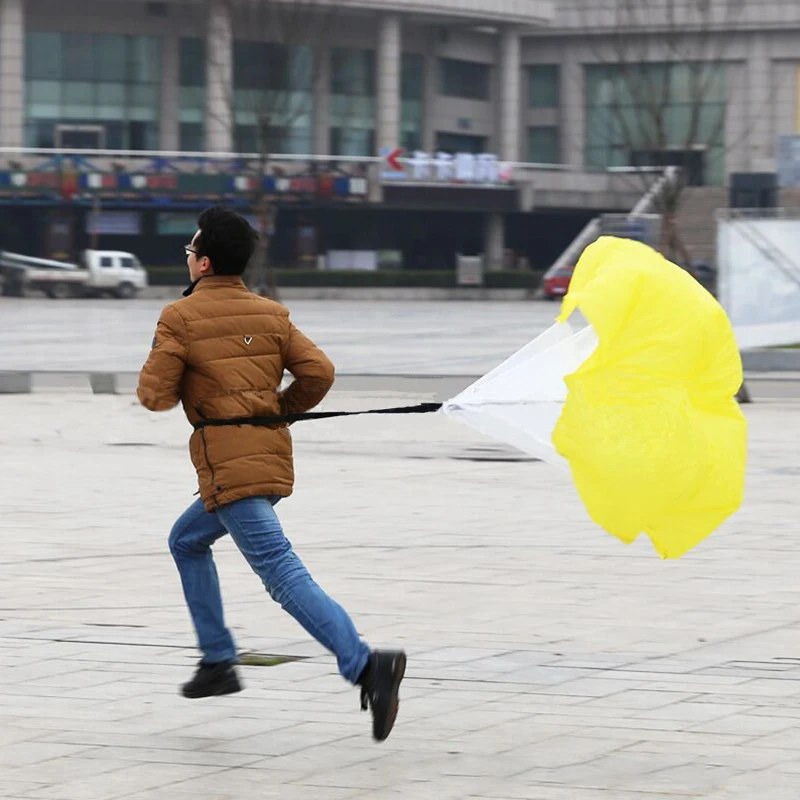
[528,65,560,108]
[439,59,490,101]
[329,97,374,154]
[95,35,127,82]
[435,132,487,154]
[402,53,423,101]
[232,41,313,155]
[583,62,726,185]
[134,122,159,150]
[25,32,161,151]
[96,83,126,120]
[401,54,424,153]
[401,128,421,153]
[62,82,95,118]
[129,36,160,83]
[235,42,312,92]
[234,123,311,155]
[100,256,114,268]
[130,84,159,112]
[234,124,258,154]
[62,34,95,81]
[180,122,205,152]
[330,48,375,156]
[527,126,560,164]
[273,44,312,92]
[120,257,135,269]
[27,80,60,118]
[26,32,61,80]
[279,128,312,155]
[234,41,264,90]
[179,39,206,150]
[331,48,375,96]
[103,122,126,150]
[25,120,55,148]
[330,126,374,157]
[180,38,206,87]
[179,86,205,113]
[698,104,725,142]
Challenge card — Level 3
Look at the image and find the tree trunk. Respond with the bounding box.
[248,193,279,301]
[659,208,692,268]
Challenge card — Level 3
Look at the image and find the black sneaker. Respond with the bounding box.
[359,650,407,742]
[181,662,243,699]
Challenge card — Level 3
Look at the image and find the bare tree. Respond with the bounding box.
[576,0,761,264]
[205,0,338,299]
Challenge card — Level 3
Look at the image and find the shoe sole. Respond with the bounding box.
[182,679,243,700]
[376,652,407,742]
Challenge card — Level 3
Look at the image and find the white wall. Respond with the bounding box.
[717,217,800,348]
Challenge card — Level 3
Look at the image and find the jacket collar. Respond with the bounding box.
[182,275,246,297]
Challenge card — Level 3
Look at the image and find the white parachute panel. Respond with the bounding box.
[442,320,598,467]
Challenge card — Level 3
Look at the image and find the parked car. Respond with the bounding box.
[0,249,148,299]
[542,265,574,300]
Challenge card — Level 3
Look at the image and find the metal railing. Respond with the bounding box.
[0,146,579,180]
[541,165,681,282]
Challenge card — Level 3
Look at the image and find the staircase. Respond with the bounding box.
[544,176,800,284]
[542,166,680,282]
[677,186,800,268]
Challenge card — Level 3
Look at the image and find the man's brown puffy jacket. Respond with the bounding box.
[137,276,334,510]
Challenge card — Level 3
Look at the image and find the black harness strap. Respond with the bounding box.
[192,402,443,430]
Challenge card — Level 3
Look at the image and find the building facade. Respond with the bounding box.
[1,0,800,270]
[526,0,800,187]
[3,0,799,175]
[0,0,553,161]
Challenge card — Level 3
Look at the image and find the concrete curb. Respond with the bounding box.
[0,371,31,393]
[741,349,800,372]
[2,370,799,398]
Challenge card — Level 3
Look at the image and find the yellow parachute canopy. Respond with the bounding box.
[553,236,747,558]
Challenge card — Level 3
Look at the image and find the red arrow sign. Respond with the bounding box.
[385,147,404,171]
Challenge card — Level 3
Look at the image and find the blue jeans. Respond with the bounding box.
[169,496,371,684]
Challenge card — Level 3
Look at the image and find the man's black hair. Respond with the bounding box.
[195,206,258,276]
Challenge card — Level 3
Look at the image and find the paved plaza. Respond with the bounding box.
[2,382,800,799]
[0,297,558,376]
[3,297,800,799]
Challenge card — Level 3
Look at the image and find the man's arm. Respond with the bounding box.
[137,304,188,411]
[279,321,335,416]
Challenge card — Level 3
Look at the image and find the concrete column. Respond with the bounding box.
[160,36,180,152]
[561,45,583,168]
[747,33,773,170]
[484,212,505,272]
[313,45,330,155]
[0,0,25,148]
[498,26,520,162]
[206,0,233,152]
[376,13,401,154]
[724,62,749,176]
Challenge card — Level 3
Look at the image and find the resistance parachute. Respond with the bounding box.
[444,236,747,559]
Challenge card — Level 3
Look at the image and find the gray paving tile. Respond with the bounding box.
[2,387,800,799]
